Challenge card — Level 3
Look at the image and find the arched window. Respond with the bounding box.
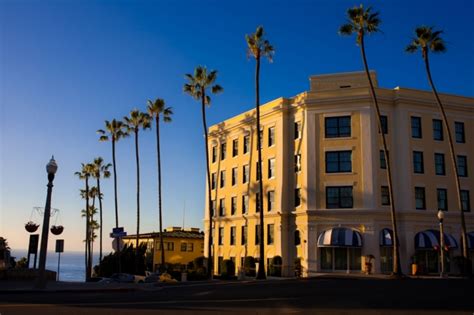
[295,230,301,245]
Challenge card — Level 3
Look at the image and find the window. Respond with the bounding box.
[219,198,225,216]
[180,242,187,252]
[433,119,443,141]
[325,151,352,173]
[411,116,422,138]
[294,230,301,245]
[243,165,249,183]
[457,155,468,177]
[188,243,194,252]
[413,151,424,174]
[380,115,388,134]
[455,122,465,143]
[435,153,446,175]
[325,116,351,138]
[211,228,214,245]
[295,154,301,172]
[437,188,448,211]
[461,190,470,212]
[259,128,263,144]
[256,192,261,212]
[212,146,217,163]
[326,186,353,208]
[220,170,226,188]
[220,142,226,160]
[294,122,301,139]
[380,150,387,169]
[242,195,249,214]
[232,139,238,157]
[295,188,301,207]
[167,242,174,251]
[256,161,261,180]
[232,167,237,186]
[211,173,216,190]
[231,196,237,215]
[381,186,390,206]
[230,226,236,245]
[241,226,247,245]
[267,224,274,245]
[211,200,216,217]
[218,227,224,245]
[268,158,275,178]
[255,225,260,245]
[415,187,426,210]
[268,127,275,146]
[267,191,275,211]
[243,135,250,154]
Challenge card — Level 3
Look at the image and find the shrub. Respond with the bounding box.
[269,256,282,277]
[94,243,148,277]
[220,259,235,278]
[294,257,302,278]
[243,256,256,277]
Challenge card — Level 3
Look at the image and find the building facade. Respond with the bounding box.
[123,227,204,271]
[204,71,474,276]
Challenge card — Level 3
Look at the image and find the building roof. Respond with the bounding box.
[122,229,204,240]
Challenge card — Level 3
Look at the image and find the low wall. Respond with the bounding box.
[0,269,57,281]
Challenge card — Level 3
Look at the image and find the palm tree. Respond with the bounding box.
[97,119,128,229]
[92,157,111,263]
[75,163,94,281]
[123,109,151,272]
[80,186,97,270]
[339,5,402,276]
[406,26,469,265]
[183,66,223,278]
[81,206,99,258]
[147,98,173,269]
[246,25,274,280]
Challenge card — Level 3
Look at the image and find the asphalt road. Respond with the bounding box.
[1,277,473,314]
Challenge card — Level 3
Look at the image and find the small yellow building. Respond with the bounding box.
[123,227,204,271]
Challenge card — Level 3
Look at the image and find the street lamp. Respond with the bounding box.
[35,156,58,289]
[437,210,445,278]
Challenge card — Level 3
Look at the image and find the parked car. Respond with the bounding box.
[109,273,135,283]
[144,272,161,283]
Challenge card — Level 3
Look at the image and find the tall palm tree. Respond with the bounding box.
[339,5,402,276]
[246,25,274,280]
[75,163,94,281]
[406,26,468,264]
[183,66,223,278]
[92,157,111,263]
[124,109,151,272]
[81,206,99,258]
[97,120,128,229]
[80,186,98,270]
[147,98,173,270]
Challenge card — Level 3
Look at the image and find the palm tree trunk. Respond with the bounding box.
[360,36,401,276]
[85,176,91,282]
[88,196,95,278]
[135,129,141,274]
[423,51,468,260]
[156,116,166,270]
[201,91,213,279]
[97,178,103,263]
[112,139,122,274]
[255,55,266,280]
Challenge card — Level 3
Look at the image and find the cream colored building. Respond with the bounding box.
[204,71,474,276]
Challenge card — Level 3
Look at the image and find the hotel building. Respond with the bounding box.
[204,71,474,276]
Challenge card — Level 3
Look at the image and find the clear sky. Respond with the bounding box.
[1,0,473,254]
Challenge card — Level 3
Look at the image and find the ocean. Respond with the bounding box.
[10,250,100,282]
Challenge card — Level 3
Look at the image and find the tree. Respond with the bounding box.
[406,26,469,265]
[147,98,173,269]
[246,25,274,280]
[339,5,402,276]
[75,163,94,281]
[91,157,111,263]
[97,120,128,229]
[80,186,97,271]
[183,66,223,278]
[123,109,151,273]
[81,205,99,259]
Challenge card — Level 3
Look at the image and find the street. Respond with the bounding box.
[1,277,473,314]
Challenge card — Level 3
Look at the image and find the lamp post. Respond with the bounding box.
[437,210,445,278]
[35,156,58,289]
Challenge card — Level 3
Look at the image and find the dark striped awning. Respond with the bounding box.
[380,228,393,247]
[317,227,362,247]
[415,229,458,250]
[467,232,474,250]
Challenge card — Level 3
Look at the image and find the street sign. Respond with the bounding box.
[112,238,125,251]
[110,227,127,238]
[55,239,64,253]
[28,234,39,254]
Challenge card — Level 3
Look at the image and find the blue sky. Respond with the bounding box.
[1,0,473,253]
